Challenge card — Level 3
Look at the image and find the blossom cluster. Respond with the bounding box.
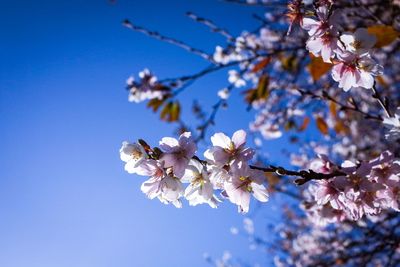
[305,151,400,225]
[301,4,383,91]
[126,68,168,103]
[120,130,269,213]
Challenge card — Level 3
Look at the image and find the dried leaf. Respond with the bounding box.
[297,117,310,132]
[252,57,271,73]
[242,75,269,105]
[334,121,348,135]
[329,102,338,119]
[256,74,269,99]
[160,101,181,122]
[308,54,332,82]
[284,119,296,131]
[170,101,180,122]
[316,117,329,135]
[376,75,388,88]
[280,54,298,73]
[147,98,165,112]
[368,25,399,48]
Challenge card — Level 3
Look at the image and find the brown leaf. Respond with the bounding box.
[284,119,296,131]
[367,25,399,48]
[329,102,338,119]
[256,74,269,99]
[242,74,269,105]
[280,54,298,73]
[252,57,271,73]
[376,75,388,88]
[147,98,165,112]
[308,54,332,82]
[160,101,181,122]
[334,121,348,135]
[316,117,329,135]
[297,116,310,132]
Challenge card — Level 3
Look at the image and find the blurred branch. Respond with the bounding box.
[186,12,235,42]
[123,19,213,61]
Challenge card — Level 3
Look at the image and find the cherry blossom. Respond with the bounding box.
[139,160,184,208]
[340,28,377,55]
[181,160,219,208]
[119,141,148,174]
[301,6,339,37]
[204,129,254,166]
[224,161,269,213]
[302,6,341,63]
[228,70,246,87]
[331,52,383,91]
[126,69,166,103]
[119,1,400,263]
[159,132,197,178]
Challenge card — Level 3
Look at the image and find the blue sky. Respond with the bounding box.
[0,1,289,266]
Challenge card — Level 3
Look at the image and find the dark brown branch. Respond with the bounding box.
[249,164,345,185]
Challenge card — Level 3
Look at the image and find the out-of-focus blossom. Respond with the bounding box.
[218,88,230,100]
[228,70,246,87]
[309,154,334,174]
[243,217,255,234]
[127,69,166,103]
[383,108,400,141]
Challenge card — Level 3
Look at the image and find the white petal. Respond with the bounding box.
[252,183,269,202]
[211,132,231,148]
[232,129,247,148]
[159,137,179,152]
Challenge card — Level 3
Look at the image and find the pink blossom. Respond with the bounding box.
[224,162,268,213]
[159,132,197,178]
[302,6,339,37]
[140,160,184,208]
[377,177,400,211]
[340,28,376,55]
[120,141,148,174]
[331,52,383,91]
[204,129,254,167]
[306,31,342,63]
[309,154,335,174]
[302,6,341,63]
[314,180,346,210]
[181,160,219,208]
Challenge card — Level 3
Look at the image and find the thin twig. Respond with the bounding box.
[186,12,235,42]
[123,19,213,61]
[371,83,392,118]
[298,88,384,121]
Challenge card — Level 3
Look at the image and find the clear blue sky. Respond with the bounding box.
[0,1,289,266]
